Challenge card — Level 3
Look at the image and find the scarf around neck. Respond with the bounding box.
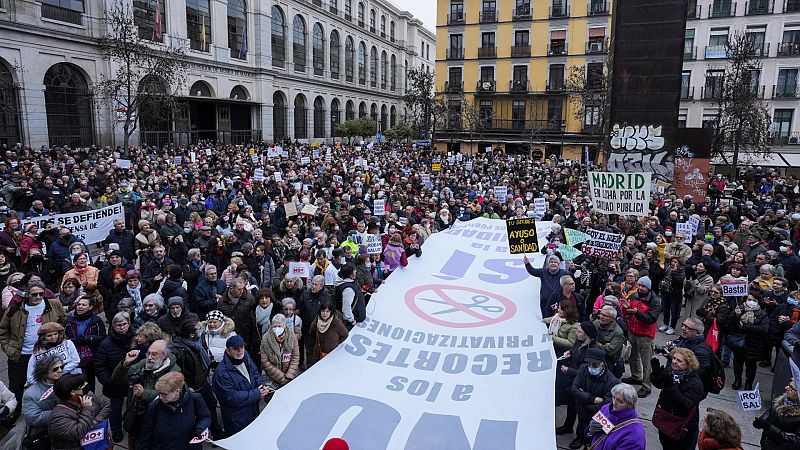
[264,328,296,367]
[317,315,333,334]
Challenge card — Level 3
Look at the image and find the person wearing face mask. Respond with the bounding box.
[212,335,269,438]
[26,322,80,384]
[260,314,300,390]
[568,348,619,449]
[47,373,110,450]
[777,240,800,288]
[650,348,705,450]
[64,297,106,393]
[138,372,211,450]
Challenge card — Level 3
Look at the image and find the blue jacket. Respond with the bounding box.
[525,263,569,316]
[212,353,265,435]
[138,385,211,450]
[192,278,227,320]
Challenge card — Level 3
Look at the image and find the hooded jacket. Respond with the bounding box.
[156,299,200,337]
[756,394,800,450]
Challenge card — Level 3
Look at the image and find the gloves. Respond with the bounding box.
[650,357,662,373]
[0,406,8,421]
[194,428,205,439]
[752,417,768,430]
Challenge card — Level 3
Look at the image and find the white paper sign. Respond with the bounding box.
[721,276,749,297]
[189,428,209,444]
[205,148,212,156]
[313,149,320,158]
[116,159,131,169]
[365,233,383,255]
[588,171,652,217]
[591,410,615,434]
[274,172,283,182]
[738,383,761,411]
[421,173,432,187]
[676,223,694,243]
[288,262,310,278]
[688,216,700,234]
[215,219,557,450]
[174,155,182,165]
[465,161,473,171]
[325,153,333,163]
[494,186,508,202]
[268,147,280,158]
[533,198,547,217]
[191,152,197,163]
[373,199,386,216]
[253,169,264,182]
[301,156,311,165]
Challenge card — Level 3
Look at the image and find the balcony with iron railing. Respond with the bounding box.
[477,79,496,93]
[708,1,736,17]
[447,48,464,59]
[358,20,364,28]
[680,86,695,100]
[745,0,773,14]
[312,0,322,6]
[370,26,375,33]
[548,42,568,56]
[444,81,463,93]
[448,12,465,24]
[550,3,569,17]
[329,4,338,14]
[513,6,532,20]
[41,4,83,25]
[546,81,565,92]
[769,131,800,145]
[510,79,529,92]
[589,1,609,14]
[511,45,532,57]
[773,83,799,98]
[480,9,497,22]
[777,42,800,56]
[684,46,698,60]
[701,85,723,100]
[748,42,770,57]
[344,13,351,21]
[786,0,800,12]
[751,85,766,98]
[478,47,497,58]
[586,40,606,54]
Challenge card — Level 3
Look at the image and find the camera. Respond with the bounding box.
[653,342,676,355]
[128,370,145,387]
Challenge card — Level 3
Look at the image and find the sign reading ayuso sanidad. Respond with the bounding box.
[506,218,539,254]
[588,171,652,216]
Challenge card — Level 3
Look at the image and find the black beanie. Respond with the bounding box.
[580,321,598,340]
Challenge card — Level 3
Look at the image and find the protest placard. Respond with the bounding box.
[9,204,125,246]
[288,262,310,278]
[688,216,700,234]
[174,155,182,165]
[300,204,318,216]
[738,383,761,411]
[312,149,319,158]
[205,148,212,156]
[431,163,441,172]
[581,229,624,259]
[506,218,538,254]
[373,199,386,216]
[284,202,298,217]
[274,172,283,182]
[115,159,131,169]
[252,169,264,182]
[556,244,582,261]
[720,275,748,297]
[676,223,694,242]
[465,160,473,171]
[588,171,652,216]
[301,156,311,165]
[564,228,590,246]
[268,147,280,158]
[421,173,431,187]
[494,186,508,202]
[365,234,383,254]
[251,154,259,164]
[533,198,547,217]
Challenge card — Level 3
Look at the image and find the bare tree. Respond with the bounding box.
[565,44,612,146]
[95,0,187,149]
[460,95,483,156]
[711,32,772,174]
[403,67,435,139]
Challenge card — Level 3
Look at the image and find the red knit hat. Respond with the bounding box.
[322,438,350,450]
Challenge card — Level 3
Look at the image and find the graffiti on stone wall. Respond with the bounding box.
[672,145,709,199]
[607,123,674,184]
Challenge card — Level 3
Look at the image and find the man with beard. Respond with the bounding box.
[157,297,199,337]
[141,245,174,286]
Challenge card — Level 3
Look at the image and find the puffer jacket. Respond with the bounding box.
[570,364,619,419]
[94,329,134,398]
[756,394,800,450]
[730,309,770,360]
[138,385,211,450]
[48,395,110,450]
[624,290,662,339]
[22,381,57,434]
[0,298,66,361]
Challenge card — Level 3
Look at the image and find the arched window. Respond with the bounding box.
[331,98,341,136]
[44,63,94,147]
[380,15,386,38]
[390,21,395,42]
[133,0,167,42]
[390,54,397,91]
[294,94,307,139]
[357,2,365,27]
[271,7,286,67]
[189,81,213,97]
[230,85,249,100]
[358,101,367,118]
[313,96,325,138]
[390,105,397,127]
[293,15,306,72]
[330,31,340,79]
[186,0,211,51]
[312,23,325,76]
[369,9,376,33]
[227,0,247,59]
[380,104,388,132]
[369,46,378,87]
[380,51,387,89]
[370,103,378,122]
[344,0,352,20]
[273,91,287,139]
[0,61,20,145]
[357,42,366,85]
[345,37,355,82]
[346,100,355,120]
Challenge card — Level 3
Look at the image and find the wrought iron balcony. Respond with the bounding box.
[41,4,82,24]
[444,81,463,93]
[548,42,568,56]
[478,47,497,58]
[684,46,697,60]
[589,1,609,14]
[447,48,464,59]
[550,3,569,17]
[448,12,465,24]
[773,83,799,98]
[777,42,800,56]
[477,79,496,92]
[745,0,773,14]
[480,9,497,22]
[708,2,736,17]
[511,45,531,57]
[513,7,532,20]
[510,79,529,92]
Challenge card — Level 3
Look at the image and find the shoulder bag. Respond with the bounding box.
[652,403,696,441]
[588,418,642,450]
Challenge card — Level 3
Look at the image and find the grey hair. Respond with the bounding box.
[684,317,705,334]
[312,274,325,285]
[204,264,218,275]
[187,248,201,259]
[600,305,618,319]
[143,293,164,310]
[281,297,297,308]
[760,264,775,275]
[27,280,47,292]
[112,312,130,326]
[559,275,574,287]
[611,383,639,408]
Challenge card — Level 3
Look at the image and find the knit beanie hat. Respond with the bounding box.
[636,276,652,290]
[322,438,350,450]
[206,310,225,323]
[579,321,598,340]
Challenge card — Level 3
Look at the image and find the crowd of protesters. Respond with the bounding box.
[0,141,796,449]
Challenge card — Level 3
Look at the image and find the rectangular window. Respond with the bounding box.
[702,110,718,129]
[773,109,794,138]
[704,70,724,99]
[681,71,691,99]
[709,28,729,46]
[512,65,527,82]
[481,32,495,48]
[41,0,84,24]
[481,0,497,21]
[134,0,166,41]
[684,29,695,58]
[512,100,526,129]
[448,67,463,92]
[479,99,493,128]
[586,62,603,89]
[480,66,494,81]
[186,0,212,52]
[547,98,563,128]
[549,29,566,55]
[549,64,565,90]
[777,68,798,97]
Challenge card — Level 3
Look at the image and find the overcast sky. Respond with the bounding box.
[399,0,436,34]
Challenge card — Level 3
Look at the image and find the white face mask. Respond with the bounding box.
[365,262,372,269]
[272,326,285,337]
[339,257,346,264]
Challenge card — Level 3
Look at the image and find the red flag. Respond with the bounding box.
[706,318,719,352]
[154,2,163,40]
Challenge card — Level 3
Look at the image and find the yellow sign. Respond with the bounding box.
[249,148,255,154]
[432,163,441,172]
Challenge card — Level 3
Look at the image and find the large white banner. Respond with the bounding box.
[19,204,125,246]
[588,171,651,216]
[216,218,556,449]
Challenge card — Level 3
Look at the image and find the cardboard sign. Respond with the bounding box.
[205,148,212,156]
[506,218,539,254]
[174,156,183,165]
[284,202,298,217]
[288,262,310,278]
[300,204,318,216]
[421,173,432,187]
[676,222,694,243]
[591,410,615,434]
[432,163,441,172]
[582,229,624,259]
[494,186,508,202]
[533,198,547,217]
[688,216,700,234]
[274,172,283,182]
[253,169,264,182]
[301,156,311,165]
[366,233,383,255]
[738,383,761,411]
[465,160,473,171]
[373,199,386,216]
[588,171,652,217]
[720,276,748,297]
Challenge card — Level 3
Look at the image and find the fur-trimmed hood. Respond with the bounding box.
[773,394,800,417]
[201,316,236,337]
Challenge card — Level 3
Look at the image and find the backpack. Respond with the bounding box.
[702,345,726,395]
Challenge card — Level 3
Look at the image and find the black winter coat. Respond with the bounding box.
[217,292,260,353]
[137,386,211,450]
[757,394,800,450]
[94,330,133,397]
[569,364,618,419]
[731,309,770,360]
[298,288,333,336]
[651,367,704,419]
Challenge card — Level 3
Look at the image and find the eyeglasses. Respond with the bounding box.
[598,313,612,319]
[681,324,701,332]
[144,304,156,308]
[51,365,64,373]
[29,292,44,297]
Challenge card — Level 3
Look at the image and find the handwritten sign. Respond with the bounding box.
[582,229,624,259]
[366,233,383,255]
[284,202,298,217]
[431,163,441,172]
[506,218,539,254]
[301,156,311,165]
[300,204,318,216]
[274,172,283,182]
[373,199,386,216]
[253,169,264,182]
[288,262,310,278]
[533,198,547,217]
[676,223,694,243]
[494,186,508,202]
[116,159,131,169]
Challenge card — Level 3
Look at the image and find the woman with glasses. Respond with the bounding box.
[138,371,211,450]
[25,322,80,384]
[95,312,134,443]
[696,284,730,356]
[133,294,165,332]
[752,377,800,450]
[21,354,62,450]
[48,373,110,449]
